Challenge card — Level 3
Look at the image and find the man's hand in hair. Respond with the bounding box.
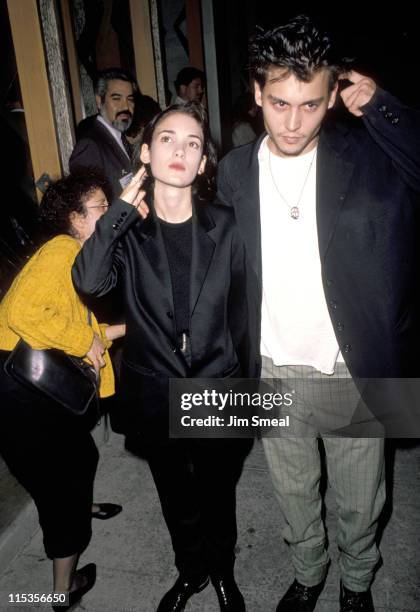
[339,70,377,117]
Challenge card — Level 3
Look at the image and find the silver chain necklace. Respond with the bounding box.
[268,147,317,220]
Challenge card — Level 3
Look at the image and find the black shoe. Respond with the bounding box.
[211,575,246,611]
[340,583,374,611]
[91,503,123,520]
[157,574,209,611]
[52,563,96,611]
[276,579,324,611]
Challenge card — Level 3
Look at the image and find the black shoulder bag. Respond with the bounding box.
[4,311,99,415]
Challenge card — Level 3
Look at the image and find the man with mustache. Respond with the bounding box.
[70,70,138,391]
[70,68,137,200]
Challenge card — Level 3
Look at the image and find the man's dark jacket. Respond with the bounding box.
[69,117,132,200]
[217,89,420,385]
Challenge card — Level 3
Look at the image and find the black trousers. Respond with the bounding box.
[144,437,253,579]
[0,352,99,559]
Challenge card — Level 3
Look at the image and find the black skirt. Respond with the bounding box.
[0,351,99,559]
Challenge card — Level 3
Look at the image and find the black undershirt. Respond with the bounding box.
[159,217,192,338]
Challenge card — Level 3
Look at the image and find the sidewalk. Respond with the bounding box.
[0,430,419,611]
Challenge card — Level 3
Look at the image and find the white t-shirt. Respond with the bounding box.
[259,136,342,374]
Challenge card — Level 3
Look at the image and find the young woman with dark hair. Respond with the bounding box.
[73,103,253,612]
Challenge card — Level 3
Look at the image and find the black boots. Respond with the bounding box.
[211,574,246,611]
[157,572,247,611]
[156,574,209,611]
[276,579,325,611]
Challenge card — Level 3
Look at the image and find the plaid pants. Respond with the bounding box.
[261,356,385,591]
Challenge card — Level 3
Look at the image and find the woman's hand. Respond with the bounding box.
[120,166,149,219]
[86,333,106,376]
[105,323,126,341]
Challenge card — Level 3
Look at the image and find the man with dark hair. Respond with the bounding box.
[173,66,205,104]
[217,14,420,612]
[70,69,138,354]
[70,68,137,200]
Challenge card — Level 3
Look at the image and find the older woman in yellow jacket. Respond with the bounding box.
[0,170,124,610]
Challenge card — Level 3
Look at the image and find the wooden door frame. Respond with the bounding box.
[7,0,61,201]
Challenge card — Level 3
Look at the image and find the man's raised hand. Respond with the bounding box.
[339,70,377,117]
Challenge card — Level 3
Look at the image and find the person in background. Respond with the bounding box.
[0,170,125,611]
[172,66,205,105]
[70,69,139,336]
[125,93,162,148]
[70,67,138,200]
[231,91,262,148]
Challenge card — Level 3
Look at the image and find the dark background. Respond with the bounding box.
[211,0,419,149]
[0,0,418,273]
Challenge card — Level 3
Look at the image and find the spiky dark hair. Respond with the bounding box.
[249,15,352,90]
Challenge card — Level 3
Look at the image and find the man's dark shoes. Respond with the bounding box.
[340,583,374,611]
[276,579,324,611]
[91,503,123,520]
[211,574,246,611]
[52,563,96,611]
[157,574,209,611]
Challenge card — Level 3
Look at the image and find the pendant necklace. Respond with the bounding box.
[268,147,317,220]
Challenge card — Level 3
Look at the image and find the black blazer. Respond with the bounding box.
[72,198,249,431]
[69,117,132,200]
[217,88,420,380]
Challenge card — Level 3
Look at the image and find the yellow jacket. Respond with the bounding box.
[0,234,114,397]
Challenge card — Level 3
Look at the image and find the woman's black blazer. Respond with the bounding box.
[72,198,251,432]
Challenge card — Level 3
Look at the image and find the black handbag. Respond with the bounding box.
[4,314,99,415]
